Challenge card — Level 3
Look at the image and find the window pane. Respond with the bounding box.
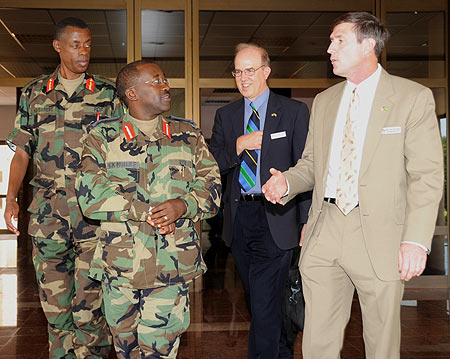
[199,11,351,79]
[0,8,127,79]
[0,144,14,196]
[439,115,447,226]
[165,88,185,119]
[386,11,445,78]
[141,10,185,78]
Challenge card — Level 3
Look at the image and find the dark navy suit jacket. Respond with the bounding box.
[210,91,311,250]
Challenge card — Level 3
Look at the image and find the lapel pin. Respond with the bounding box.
[271,113,277,117]
[381,106,388,111]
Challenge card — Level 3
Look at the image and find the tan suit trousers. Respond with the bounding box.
[300,201,404,359]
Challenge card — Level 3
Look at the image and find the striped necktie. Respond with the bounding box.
[238,103,261,191]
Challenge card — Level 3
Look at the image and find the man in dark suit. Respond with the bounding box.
[209,43,310,359]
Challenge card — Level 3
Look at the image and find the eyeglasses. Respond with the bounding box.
[143,77,170,87]
[231,65,265,78]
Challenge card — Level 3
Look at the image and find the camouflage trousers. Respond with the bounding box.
[102,283,190,358]
[32,237,112,358]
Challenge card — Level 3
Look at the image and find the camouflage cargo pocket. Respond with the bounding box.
[100,231,135,279]
[174,219,205,280]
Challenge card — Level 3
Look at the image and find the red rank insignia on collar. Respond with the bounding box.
[86,78,95,92]
[163,121,171,138]
[123,123,136,141]
[46,78,55,93]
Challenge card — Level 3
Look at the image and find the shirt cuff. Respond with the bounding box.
[401,241,429,254]
[283,179,290,198]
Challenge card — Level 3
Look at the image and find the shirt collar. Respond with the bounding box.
[346,63,382,93]
[244,87,270,111]
[123,111,167,142]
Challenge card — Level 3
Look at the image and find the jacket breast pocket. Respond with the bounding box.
[106,162,140,184]
[169,159,194,182]
[83,105,111,125]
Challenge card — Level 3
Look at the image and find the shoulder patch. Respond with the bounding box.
[87,116,120,133]
[21,74,48,92]
[91,74,116,87]
[168,115,199,129]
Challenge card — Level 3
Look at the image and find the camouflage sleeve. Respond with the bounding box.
[76,129,149,222]
[180,131,222,222]
[6,90,36,156]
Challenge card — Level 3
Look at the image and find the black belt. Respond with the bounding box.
[324,197,336,204]
[324,197,359,207]
[240,194,264,202]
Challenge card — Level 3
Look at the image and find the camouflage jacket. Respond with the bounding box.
[7,66,123,241]
[75,112,221,289]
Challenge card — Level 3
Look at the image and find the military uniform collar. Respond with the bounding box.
[44,65,95,94]
[122,112,171,143]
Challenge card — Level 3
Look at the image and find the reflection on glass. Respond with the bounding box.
[141,10,185,78]
[165,88,185,119]
[0,238,16,267]
[445,236,449,275]
[440,116,447,225]
[0,274,17,326]
[386,11,445,78]
[0,144,14,195]
[427,235,448,276]
[0,8,127,79]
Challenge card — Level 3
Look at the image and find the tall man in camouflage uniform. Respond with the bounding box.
[75,59,221,358]
[4,17,122,358]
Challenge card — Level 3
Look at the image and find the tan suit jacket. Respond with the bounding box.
[284,69,443,281]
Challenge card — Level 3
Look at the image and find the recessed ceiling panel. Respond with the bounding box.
[0,8,127,79]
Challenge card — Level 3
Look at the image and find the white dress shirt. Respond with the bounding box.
[325,64,382,199]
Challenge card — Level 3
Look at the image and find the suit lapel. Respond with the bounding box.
[360,69,394,177]
[261,92,281,162]
[232,99,245,140]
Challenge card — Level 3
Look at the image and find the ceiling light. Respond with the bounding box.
[0,63,16,78]
[0,18,26,51]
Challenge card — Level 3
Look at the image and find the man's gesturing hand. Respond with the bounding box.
[262,168,288,205]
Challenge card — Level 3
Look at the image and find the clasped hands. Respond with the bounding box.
[146,198,186,235]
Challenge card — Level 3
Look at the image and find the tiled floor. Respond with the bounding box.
[0,232,449,358]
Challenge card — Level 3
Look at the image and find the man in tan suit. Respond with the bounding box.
[262,12,443,359]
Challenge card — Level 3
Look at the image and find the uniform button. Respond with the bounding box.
[234,198,239,203]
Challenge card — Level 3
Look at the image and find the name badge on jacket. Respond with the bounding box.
[381,126,402,135]
[270,131,287,140]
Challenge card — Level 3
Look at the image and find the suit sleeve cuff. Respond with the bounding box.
[283,179,290,198]
[401,241,429,254]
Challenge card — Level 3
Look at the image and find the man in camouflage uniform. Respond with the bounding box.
[75,59,221,358]
[4,17,122,358]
